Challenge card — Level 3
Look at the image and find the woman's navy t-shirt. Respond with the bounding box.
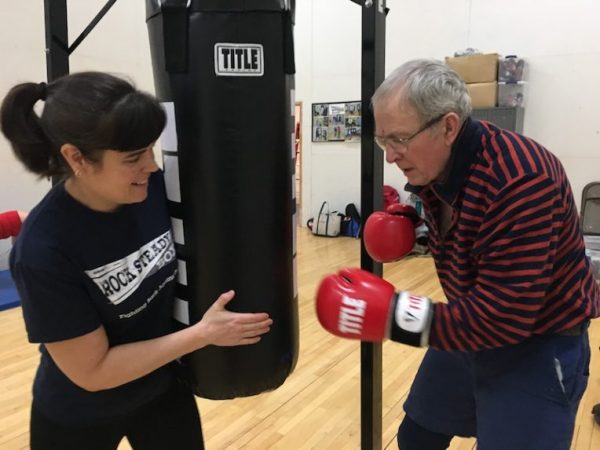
[10,171,178,425]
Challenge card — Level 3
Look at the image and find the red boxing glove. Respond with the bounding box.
[363,203,422,263]
[0,210,22,239]
[315,267,433,347]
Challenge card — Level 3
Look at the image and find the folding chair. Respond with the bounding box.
[582,183,600,425]
[581,182,600,235]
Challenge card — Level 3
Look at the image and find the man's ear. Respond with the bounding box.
[60,144,86,176]
[442,112,462,146]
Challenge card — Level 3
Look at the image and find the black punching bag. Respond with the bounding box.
[146,0,298,399]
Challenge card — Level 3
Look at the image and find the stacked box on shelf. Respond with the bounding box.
[445,53,498,108]
[498,55,526,107]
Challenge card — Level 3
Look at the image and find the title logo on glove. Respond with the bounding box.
[338,296,366,334]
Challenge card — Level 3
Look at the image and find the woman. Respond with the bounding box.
[0,72,272,450]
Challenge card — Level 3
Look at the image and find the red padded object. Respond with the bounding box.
[316,267,396,341]
[0,210,22,239]
[363,210,416,262]
[383,185,400,209]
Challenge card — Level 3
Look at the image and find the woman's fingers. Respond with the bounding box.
[212,290,235,309]
[239,336,262,346]
[231,312,271,323]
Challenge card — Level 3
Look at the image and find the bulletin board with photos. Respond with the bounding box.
[312,101,362,143]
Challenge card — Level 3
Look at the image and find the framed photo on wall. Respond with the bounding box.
[312,101,361,142]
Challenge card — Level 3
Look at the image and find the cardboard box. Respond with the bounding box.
[467,82,497,108]
[445,53,499,83]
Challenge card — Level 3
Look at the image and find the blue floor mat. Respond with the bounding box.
[0,270,20,311]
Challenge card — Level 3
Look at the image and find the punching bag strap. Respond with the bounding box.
[160,0,190,73]
[282,6,295,74]
[189,0,283,12]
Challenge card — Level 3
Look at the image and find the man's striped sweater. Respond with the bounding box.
[407,118,600,351]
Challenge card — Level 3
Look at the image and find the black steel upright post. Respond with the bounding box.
[43,0,119,185]
[44,0,119,82]
[44,0,70,81]
[359,1,387,449]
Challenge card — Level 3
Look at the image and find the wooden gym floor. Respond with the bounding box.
[1,226,599,449]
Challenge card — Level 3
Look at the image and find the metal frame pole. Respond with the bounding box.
[43,0,118,82]
[358,1,387,449]
[44,0,70,81]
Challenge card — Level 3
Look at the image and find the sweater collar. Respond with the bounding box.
[406,117,483,205]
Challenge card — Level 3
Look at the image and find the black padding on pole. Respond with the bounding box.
[146,0,298,400]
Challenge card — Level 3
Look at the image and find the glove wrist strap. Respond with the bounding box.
[389,291,433,347]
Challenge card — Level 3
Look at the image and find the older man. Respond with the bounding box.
[316,59,599,450]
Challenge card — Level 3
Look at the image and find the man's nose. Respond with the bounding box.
[385,146,401,164]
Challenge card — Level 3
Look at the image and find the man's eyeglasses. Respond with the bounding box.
[374,113,446,151]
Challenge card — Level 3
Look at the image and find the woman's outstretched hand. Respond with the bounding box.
[196,290,273,347]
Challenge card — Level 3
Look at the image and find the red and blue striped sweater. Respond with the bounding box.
[407,118,600,351]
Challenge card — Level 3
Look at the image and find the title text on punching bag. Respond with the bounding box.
[214,43,264,77]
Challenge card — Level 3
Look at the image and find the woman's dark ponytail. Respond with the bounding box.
[1,72,166,180]
[0,82,57,178]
